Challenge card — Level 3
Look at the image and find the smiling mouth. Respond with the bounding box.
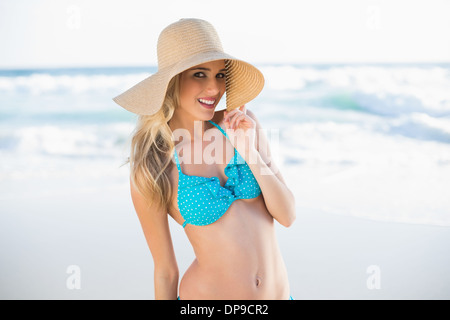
[198,98,216,108]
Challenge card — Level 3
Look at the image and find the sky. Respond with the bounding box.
[0,0,449,68]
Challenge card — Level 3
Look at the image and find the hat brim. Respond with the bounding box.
[113,51,264,115]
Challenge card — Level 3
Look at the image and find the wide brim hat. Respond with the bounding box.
[113,18,265,115]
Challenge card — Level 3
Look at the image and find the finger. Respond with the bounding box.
[223,111,232,127]
[224,108,241,121]
[239,105,247,114]
[239,117,252,129]
[229,112,242,128]
[225,110,240,126]
[231,113,246,129]
[236,117,245,128]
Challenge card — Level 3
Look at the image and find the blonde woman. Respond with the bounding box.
[113,18,296,300]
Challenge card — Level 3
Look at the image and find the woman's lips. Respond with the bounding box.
[198,98,216,109]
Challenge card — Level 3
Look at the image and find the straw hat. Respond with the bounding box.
[113,18,265,115]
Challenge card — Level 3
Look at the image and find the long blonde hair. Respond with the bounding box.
[129,74,180,208]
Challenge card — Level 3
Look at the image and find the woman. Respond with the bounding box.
[113,18,296,300]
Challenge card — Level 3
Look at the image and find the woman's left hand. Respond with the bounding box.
[223,105,257,158]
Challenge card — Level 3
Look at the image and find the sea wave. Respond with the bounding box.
[0,72,150,95]
[261,65,450,116]
[0,122,134,157]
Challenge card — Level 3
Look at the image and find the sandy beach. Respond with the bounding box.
[281,208,450,300]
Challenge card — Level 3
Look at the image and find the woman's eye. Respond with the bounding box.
[216,73,226,79]
[194,72,206,78]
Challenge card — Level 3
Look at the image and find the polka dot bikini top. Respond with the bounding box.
[173,120,261,228]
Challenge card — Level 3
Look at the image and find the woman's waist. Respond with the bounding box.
[198,245,280,271]
[187,229,280,274]
[179,256,289,299]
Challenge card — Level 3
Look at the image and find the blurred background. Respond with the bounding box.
[1,0,450,299]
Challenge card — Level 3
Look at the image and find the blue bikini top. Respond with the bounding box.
[173,120,261,228]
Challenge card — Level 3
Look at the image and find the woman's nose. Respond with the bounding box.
[205,78,222,95]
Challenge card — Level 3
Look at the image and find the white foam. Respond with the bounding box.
[260,65,450,116]
[0,72,150,95]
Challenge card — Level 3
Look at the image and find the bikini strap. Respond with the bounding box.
[173,148,182,173]
[208,120,230,140]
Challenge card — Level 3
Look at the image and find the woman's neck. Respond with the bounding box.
[168,114,209,142]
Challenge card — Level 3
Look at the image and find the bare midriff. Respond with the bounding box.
[172,197,290,300]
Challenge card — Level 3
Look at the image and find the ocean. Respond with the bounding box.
[1,63,449,225]
[1,63,450,299]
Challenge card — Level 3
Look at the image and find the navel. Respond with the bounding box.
[255,276,262,288]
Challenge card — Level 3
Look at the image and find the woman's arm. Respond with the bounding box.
[247,109,296,227]
[130,180,179,299]
[224,107,296,227]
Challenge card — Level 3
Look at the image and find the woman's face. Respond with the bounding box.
[178,60,226,120]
